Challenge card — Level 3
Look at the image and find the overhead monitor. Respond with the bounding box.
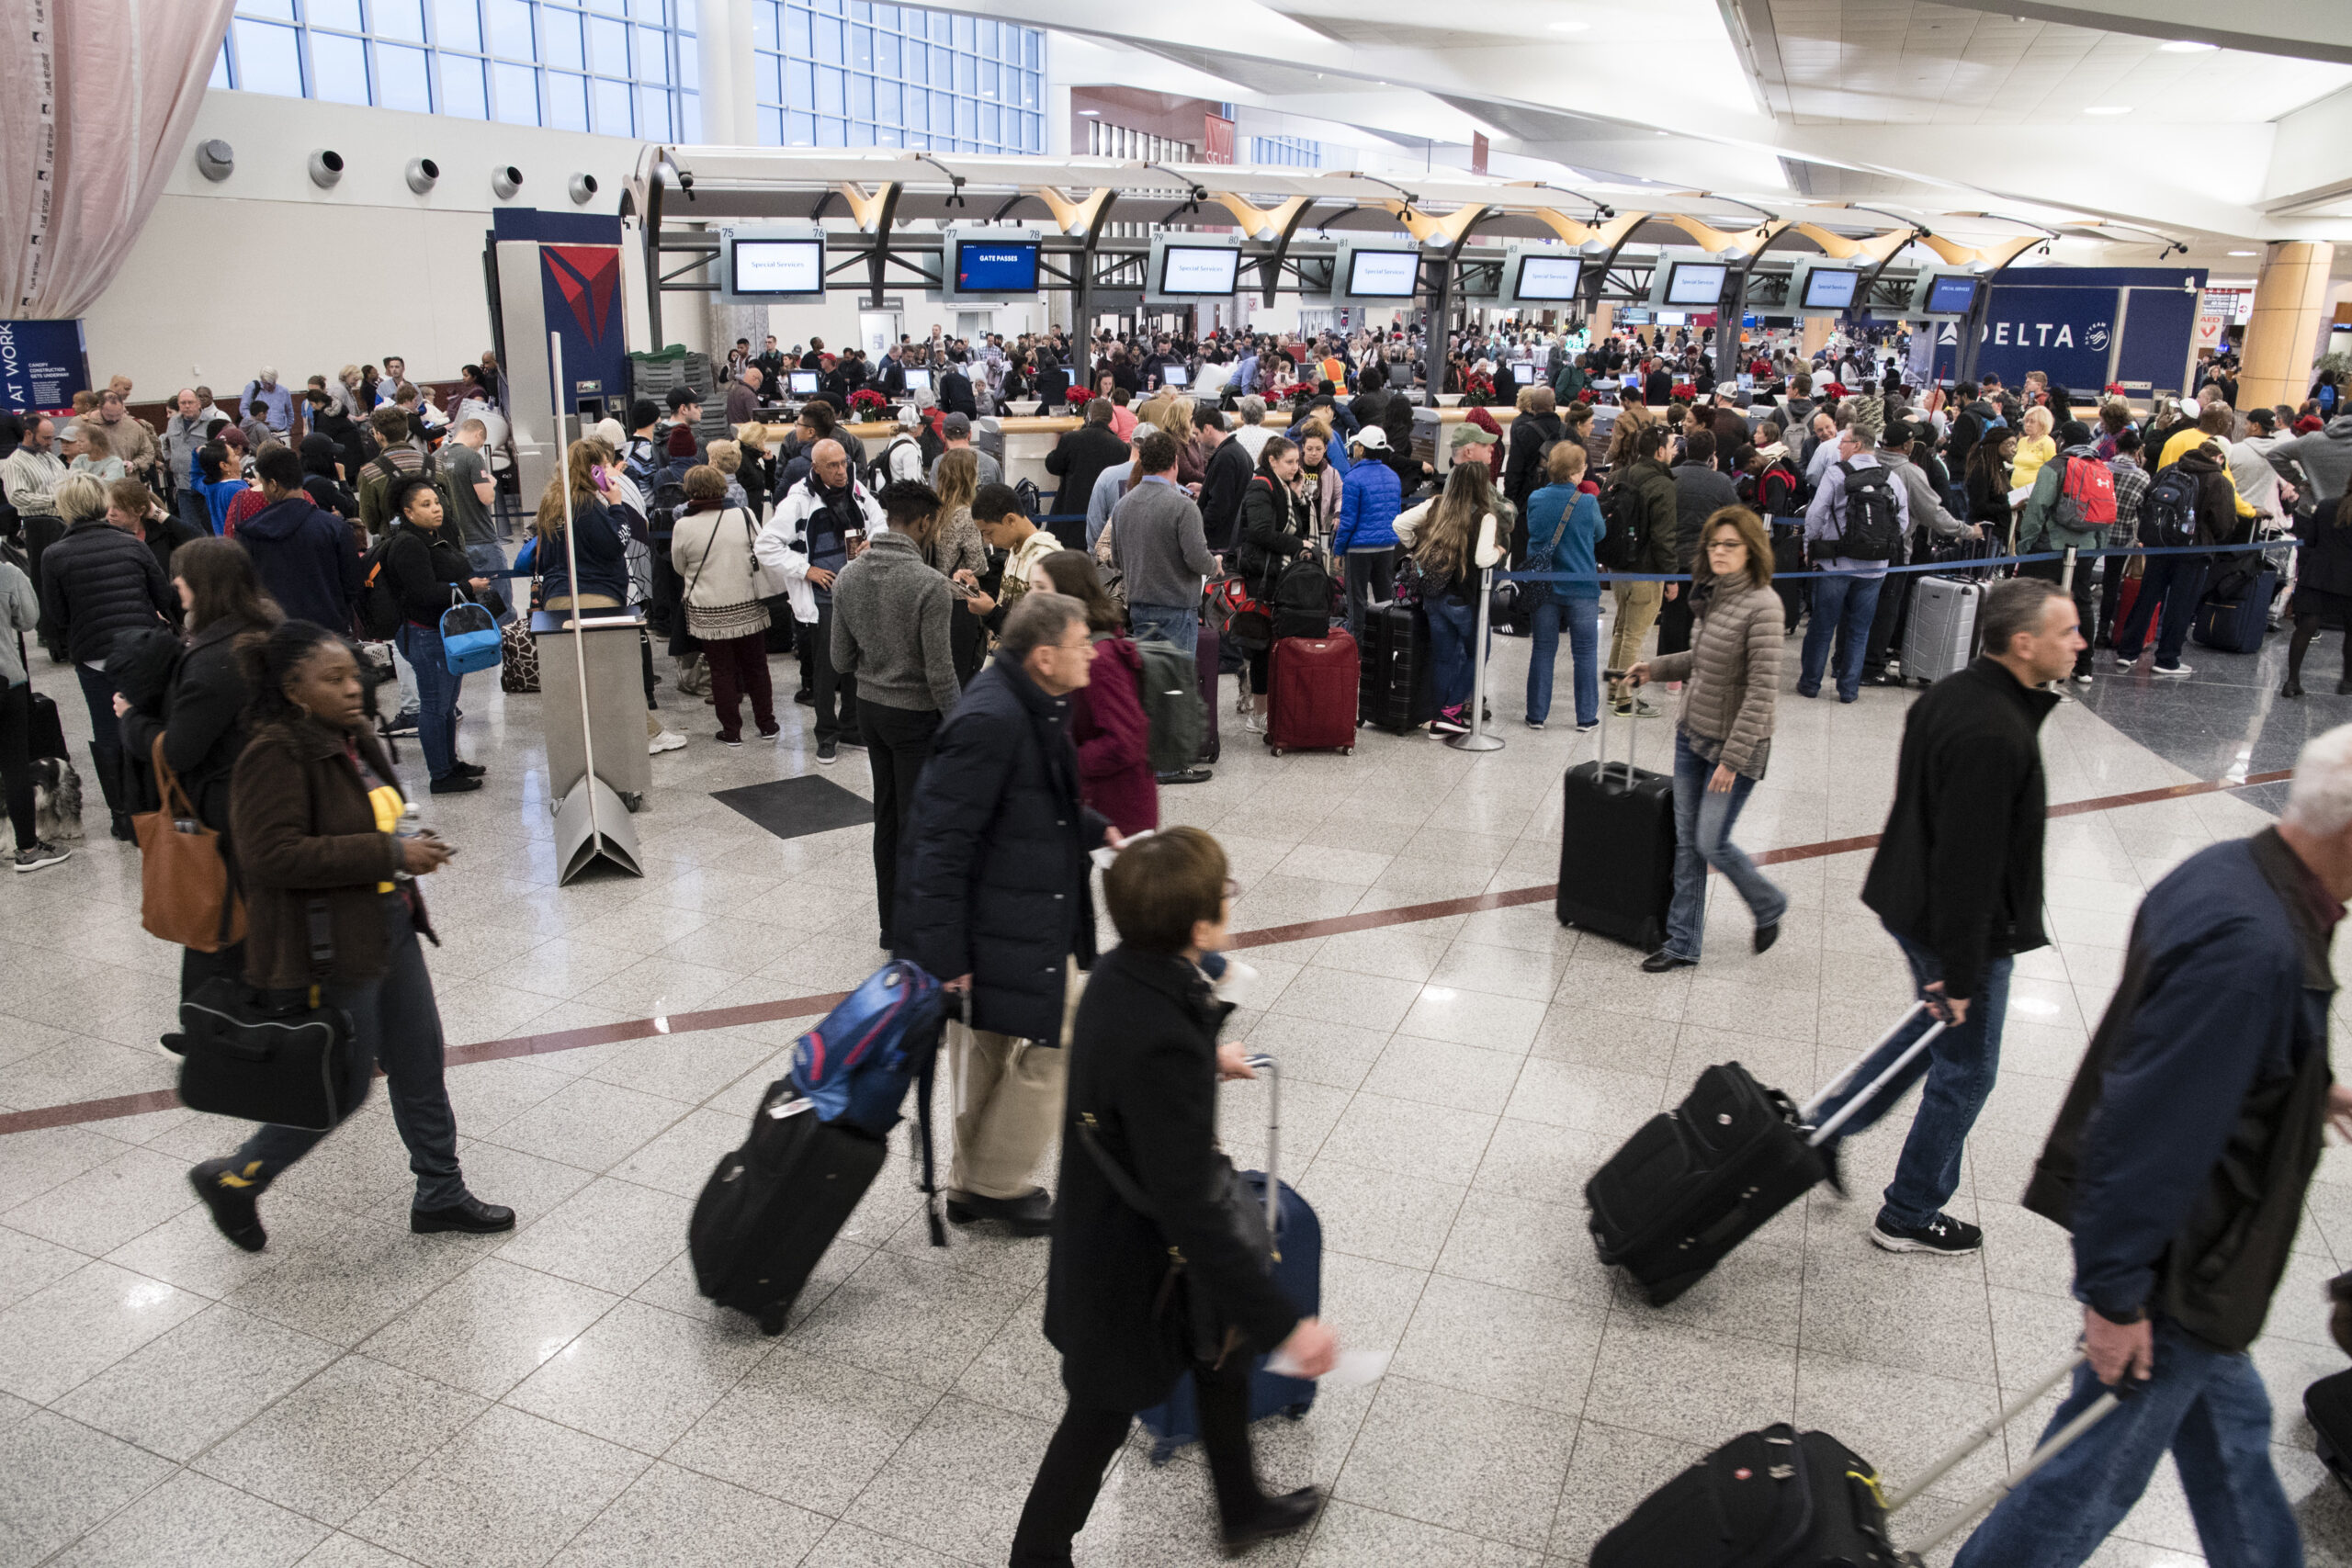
[1798,266,1861,312]
[952,237,1041,296]
[729,238,826,298]
[1158,244,1241,298]
[787,370,820,397]
[1161,364,1190,388]
[1345,247,1422,300]
[901,367,933,393]
[1512,254,1585,303]
[1662,262,1728,308]
[1921,274,1983,316]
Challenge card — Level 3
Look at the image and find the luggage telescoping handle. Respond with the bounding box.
[1887,1350,2124,1560]
[1244,1053,1280,1235]
[1599,669,1639,785]
[1798,1001,1948,1148]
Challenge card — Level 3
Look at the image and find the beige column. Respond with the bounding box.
[1589,302,1614,339]
[2240,241,2335,412]
[1801,315,1836,358]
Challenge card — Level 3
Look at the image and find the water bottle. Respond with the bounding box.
[392,801,425,881]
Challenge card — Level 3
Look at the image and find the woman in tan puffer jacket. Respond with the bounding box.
[1627,504,1788,972]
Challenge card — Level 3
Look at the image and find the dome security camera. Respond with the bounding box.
[196,140,234,182]
[568,172,599,205]
[492,164,524,200]
[405,157,439,195]
[307,149,345,189]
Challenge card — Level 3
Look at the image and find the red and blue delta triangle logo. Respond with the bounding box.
[544,245,620,347]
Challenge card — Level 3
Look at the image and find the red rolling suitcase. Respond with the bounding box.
[1264,630,1357,755]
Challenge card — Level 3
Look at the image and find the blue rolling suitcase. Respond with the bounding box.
[2192,567,2278,654]
[1136,1055,1321,1463]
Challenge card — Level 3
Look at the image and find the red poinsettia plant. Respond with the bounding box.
[2104,382,2127,396]
[847,388,888,414]
[1065,386,1091,406]
[1271,382,1317,402]
[1821,381,1849,400]
[1463,370,1495,404]
[1576,389,1597,404]
[1670,382,1697,401]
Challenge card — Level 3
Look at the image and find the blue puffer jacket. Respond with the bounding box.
[1334,457,1401,552]
[898,650,1112,1042]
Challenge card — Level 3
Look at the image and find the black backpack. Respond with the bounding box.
[647,480,687,542]
[356,529,406,639]
[2140,466,2199,548]
[1831,461,1902,561]
[1597,478,1644,572]
[1270,556,1332,639]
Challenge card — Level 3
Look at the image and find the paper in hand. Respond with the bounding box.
[1261,1348,1391,1388]
[1091,828,1154,871]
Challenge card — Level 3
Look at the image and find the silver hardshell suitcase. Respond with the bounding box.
[1901,576,1981,687]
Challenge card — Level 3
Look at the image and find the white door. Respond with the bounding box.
[858,310,900,359]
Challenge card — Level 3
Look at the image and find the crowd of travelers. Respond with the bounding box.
[6,310,2352,1568]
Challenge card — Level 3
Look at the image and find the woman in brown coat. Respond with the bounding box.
[185,619,512,1253]
[1627,505,1788,972]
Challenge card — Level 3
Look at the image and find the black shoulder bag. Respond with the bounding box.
[176,898,358,1131]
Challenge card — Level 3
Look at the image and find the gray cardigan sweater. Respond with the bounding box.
[831,531,961,715]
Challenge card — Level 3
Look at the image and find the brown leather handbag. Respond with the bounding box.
[133,733,245,953]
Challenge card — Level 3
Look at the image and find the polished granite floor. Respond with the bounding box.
[5,602,2351,1568]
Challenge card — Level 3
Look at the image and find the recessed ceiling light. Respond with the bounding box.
[2083,106,2132,115]
[1079,108,1099,116]
[1548,19,1590,31]
[2159,39,2218,53]
[2228,249,2257,255]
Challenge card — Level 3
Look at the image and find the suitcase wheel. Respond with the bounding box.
[1148,1438,1180,1467]
[1343,746,1352,756]
[1270,746,1284,756]
[757,1308,786,1337]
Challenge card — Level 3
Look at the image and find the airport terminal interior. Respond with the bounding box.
[17,3,2352,1566]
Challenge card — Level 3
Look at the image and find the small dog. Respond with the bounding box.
[31,756,85,841]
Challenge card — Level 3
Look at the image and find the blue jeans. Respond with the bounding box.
[1811,928,2010,1232]
[1527,591,1600,727]
[465,542,514,626]
[1798,571,1884,701]
[1127,601,1197,658]
[1953,1318,2299,1568]
[2114,553,2210,670]
[232,892,469,1210]
[395,621,465,781]
[1663,730,1785,960]
[1422,593,1478,711]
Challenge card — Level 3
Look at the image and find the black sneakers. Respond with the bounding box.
[1871,1212,1982,1256]
[189,1158,268,1252]
[411,1194,516,1235]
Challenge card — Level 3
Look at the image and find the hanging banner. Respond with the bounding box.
[1972,285,2117,390]
[0,317,88,415]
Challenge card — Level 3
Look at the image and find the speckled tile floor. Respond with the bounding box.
[5,595,2350,1568]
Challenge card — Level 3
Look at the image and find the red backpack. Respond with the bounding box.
[2055,456,2117,530]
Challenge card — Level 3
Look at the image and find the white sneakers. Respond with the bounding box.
[648,729,688,754]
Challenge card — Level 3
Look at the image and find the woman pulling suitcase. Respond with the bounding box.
[1625,505,1788,972]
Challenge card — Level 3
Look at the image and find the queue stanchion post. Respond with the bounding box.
[1447,560,1505,754]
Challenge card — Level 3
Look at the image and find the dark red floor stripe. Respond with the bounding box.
[0,765,2296,1137]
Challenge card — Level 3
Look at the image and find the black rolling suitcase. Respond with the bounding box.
[1594,1353,2120,1567]
[1770,522,1806,634]
[1194,615,1222,765]
[689,1077,888,1335]
[1555,680,1676,950]
[2310,1368,2352,1497]
[1357,604,1435,734]
[1587,1004,1947,1305]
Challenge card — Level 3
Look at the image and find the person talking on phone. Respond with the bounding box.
[186,619,513,1253]
[1806,578,2077,1258]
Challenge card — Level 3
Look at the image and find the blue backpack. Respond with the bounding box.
[788,960,944,1135]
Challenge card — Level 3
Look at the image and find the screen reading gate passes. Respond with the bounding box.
[1159,245,1242,297]
[956,240,1041,294]
[1800,267,1860,311]
[1514,254,1584,301]
[730,238,826,297]
[1663,262,1728,307]
[1348,248,1421,299]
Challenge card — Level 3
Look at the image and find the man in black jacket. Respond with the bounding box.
[899,592,1121,1235]
[936,358,978,419]
[39,471,174,839]
[1953,730,2352,1567]
[1193,408,1254,554]
[1042,400,1128,547]
[1603,423,1679,716]
[1810,578,2080,1256]
[1657,428,1736,657]
[240,448,365,637]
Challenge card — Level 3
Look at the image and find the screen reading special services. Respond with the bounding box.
[1348,249,1421,299]
[1159,245,1241,297]
[1800,267,1860,311]
[1514,255,1584,301]
[1663,263,1728,307]
[956,241,1040,294]
[1926,275,1981,314]
[731,239,825,297]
